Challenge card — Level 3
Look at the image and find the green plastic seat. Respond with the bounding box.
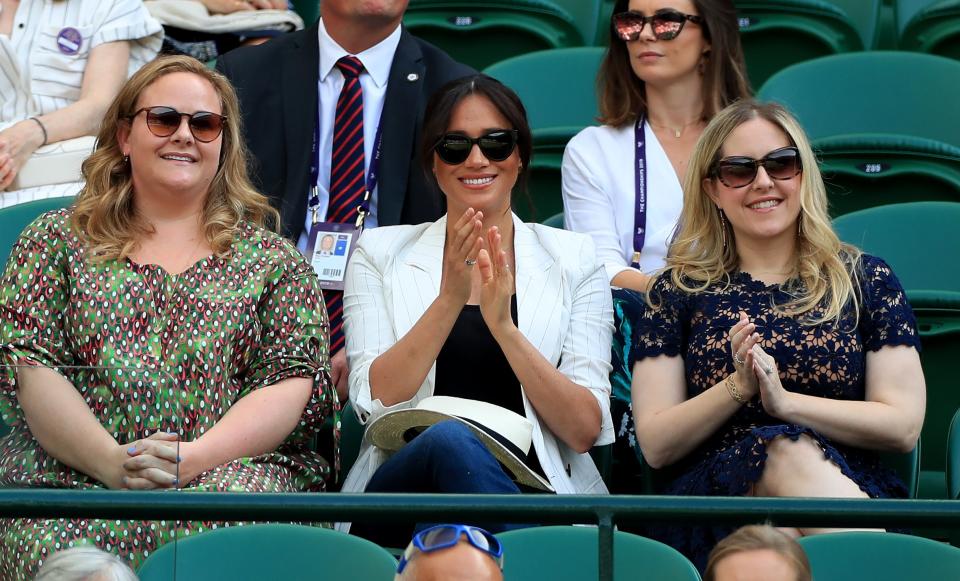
[550,0,603,46]
[404,0,585,71]
[833,202,960,497]
[759,52,960,216]
[798,531,960,580]
[496,526,700,580]
[0,196,75,269]
[292,0,319,25]
[541,212,564,228]
[340,401,364,480]
[899,0,960,60]
[948,407,960,499]
[484,47,604,221]
[828,0,884,48]
[733,0,864,88]
[137,524,398,581]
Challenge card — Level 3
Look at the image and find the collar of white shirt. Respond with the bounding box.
[317,18,401,89]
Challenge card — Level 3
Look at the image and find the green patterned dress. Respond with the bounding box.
[0,209,336,578]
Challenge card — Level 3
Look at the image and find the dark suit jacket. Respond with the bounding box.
[217,21,475,239]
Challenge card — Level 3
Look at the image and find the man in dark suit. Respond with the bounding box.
[217,0,473,399]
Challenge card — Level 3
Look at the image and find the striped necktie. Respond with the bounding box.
[326,55,365,355]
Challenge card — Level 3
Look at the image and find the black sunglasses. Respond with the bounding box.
[129,106,226,143]
[612,9,705,42]
[711,146,802,188]
[433,130,519,165]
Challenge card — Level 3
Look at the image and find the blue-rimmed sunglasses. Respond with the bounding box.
[396,524,504,574]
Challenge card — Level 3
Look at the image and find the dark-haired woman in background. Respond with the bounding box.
[562,0,751,292]
[341,74,614,546]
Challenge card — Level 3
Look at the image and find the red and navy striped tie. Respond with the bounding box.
[326,55,365,355]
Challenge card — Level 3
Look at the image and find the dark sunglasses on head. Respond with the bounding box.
[433,129,519,165]
[130,106,226,143]
[397,524,504,574]
[711,146,802,188]
[612,9,705,42]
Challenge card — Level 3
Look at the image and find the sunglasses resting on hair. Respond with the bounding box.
[396,524,504,574]
[129,106,226,143]
[711,146,802,188]
[433,130,519,165]
[612,9,704,42]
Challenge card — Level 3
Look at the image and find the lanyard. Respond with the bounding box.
[631,116,648,269]
[308,104,384,230]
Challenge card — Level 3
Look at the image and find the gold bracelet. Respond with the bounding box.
[725,374,745,404]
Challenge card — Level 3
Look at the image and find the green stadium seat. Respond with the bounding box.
[137,524,398,581]
[550,0,603,46]
[948,407,960,499]
[0,196,75,269]
[900,0,960,60]
[403,0,585,71]
[292,0,319,26]
[733,0,864,88]
[798,531,960,580]
[496,526,700,580]
[340,401,364,480]
[759,52,960,216]
[541,212,564,228]
[594,0,616,47]
[484,47,604,221]
[833,203,960,498]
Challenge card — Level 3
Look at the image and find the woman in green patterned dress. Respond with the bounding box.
[0,55,336,578]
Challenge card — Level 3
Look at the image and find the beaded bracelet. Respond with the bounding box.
[725,374,745,404]
[29,117,48,146]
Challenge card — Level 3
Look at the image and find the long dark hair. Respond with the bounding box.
[597,0,752,127]
[420,74,533,198]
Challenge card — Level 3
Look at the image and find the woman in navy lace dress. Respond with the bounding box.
[623,100,926,569]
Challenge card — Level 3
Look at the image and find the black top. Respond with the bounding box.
[435,296,523,415]
[434,296,545,481]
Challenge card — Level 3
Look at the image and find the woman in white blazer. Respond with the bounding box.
[341,75,615,546]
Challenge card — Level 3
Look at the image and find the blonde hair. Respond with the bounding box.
[72,55,279,260]
[704,524,811,581]
[661,99,861,326]
[34,546,139,581]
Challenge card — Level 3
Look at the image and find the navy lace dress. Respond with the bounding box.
[618,254,921,570]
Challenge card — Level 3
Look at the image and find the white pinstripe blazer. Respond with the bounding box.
[340,214,615,496]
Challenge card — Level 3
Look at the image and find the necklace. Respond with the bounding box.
[648,118,704,138]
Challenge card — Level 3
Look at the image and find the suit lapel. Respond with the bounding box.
[378,29,425,227]
[514,216,564,365]
[393,217,446,338]
[280,23,320,237]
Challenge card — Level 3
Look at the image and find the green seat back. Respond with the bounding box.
[798,531,960,579]
[484,47,604,221]
[496,526,701,581]
[733,0,863,87]
[550,0,603,46]
[404,0,585,71]
[340,401,364,479]
[949,407,960,499]
[292,0,319,25]
[758,52,960,147]
[541,212,564,228]
[900,0,960,59]
[829,0,883,48]
[832,202,960,294]
[137,524,398,581]
[0,197,75,270]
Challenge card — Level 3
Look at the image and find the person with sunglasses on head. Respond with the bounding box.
[395,525,504,581]
[621,100,925,570]
[562,0,751,293]
[0,0,163,206]
[340,74,614,547]
[0,55,337,577]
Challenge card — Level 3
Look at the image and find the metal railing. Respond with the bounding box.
[2,490,960,580]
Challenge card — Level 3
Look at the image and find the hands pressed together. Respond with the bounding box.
[439,208,516,336]
[0,121,45,191]
[103,431,192,490]
[727,312,791,417]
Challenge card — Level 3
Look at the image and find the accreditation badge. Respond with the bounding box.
[306,222,359,290]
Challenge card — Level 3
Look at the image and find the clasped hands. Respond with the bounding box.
[104,431,192,490]
[728,312,791,417]
[440,207,515,335]
[0,121,45,191]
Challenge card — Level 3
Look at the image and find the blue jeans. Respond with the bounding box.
[351,420,524,548]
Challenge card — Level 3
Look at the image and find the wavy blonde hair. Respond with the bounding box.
[661,100,861,326]
[72,55,279,260]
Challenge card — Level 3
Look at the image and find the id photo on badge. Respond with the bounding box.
[310,229,353,289]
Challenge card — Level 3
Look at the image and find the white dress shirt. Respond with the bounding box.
[561,122,684,282]
[298,19,401,250]
[338,214,615,512]
[0,0,162,206]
